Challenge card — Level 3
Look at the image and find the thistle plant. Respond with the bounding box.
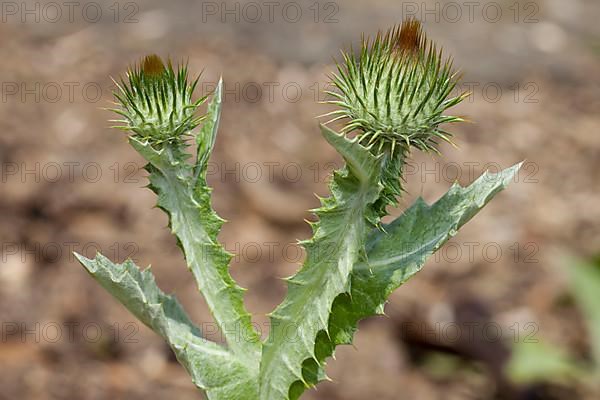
[76,20,520,400]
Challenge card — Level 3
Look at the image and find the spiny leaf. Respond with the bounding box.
[75,253,256,398]
[289,163,522,398]
[124,80,262,366]
[195,78,223,180]
[129,136,262,366]
[259,125,384,400]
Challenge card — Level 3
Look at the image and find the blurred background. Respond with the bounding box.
[1,0,600,399]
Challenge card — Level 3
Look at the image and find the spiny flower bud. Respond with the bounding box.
[325,19,468,156]
[111,54,206,146]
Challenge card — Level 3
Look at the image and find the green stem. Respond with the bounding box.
[259,125,386,399]
[131,138,262,366]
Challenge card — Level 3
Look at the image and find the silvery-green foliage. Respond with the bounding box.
[77,20,520,399]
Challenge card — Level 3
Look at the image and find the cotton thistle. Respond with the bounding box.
[75,21,519,400]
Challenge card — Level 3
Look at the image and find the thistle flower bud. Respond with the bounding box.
[326,19,468,155]
[111,55,205,145]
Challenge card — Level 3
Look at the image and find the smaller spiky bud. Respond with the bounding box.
[111,55,206,146]
[325,19,468,156]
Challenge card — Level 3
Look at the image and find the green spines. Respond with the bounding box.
[111,54,206,146]
[372,146,406,217]
[325,19,467,156]
[324,19,468,217]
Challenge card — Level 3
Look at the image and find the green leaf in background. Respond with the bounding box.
[569,258,600,368]
[507,340,581,384]
[506,257,600,385]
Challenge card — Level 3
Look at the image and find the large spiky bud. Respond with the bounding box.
[326,19,468,156]
[111,55,206,146]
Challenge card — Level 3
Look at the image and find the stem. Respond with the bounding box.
[259,126,386,399]
[132,139,262,366]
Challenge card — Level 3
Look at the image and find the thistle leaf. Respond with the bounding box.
[129,136,262,366]
[74,253,256,399]
[195,78,223,180]
[259,125,385,399]
[289,163,522,398]
[122,78,262,366]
